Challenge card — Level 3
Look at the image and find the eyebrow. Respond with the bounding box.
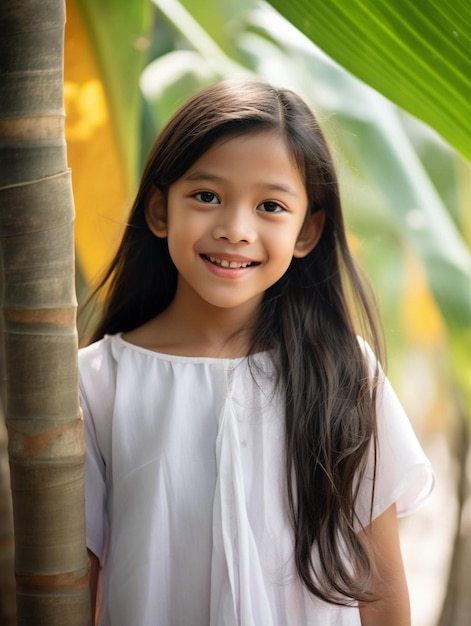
[184,170,300,197]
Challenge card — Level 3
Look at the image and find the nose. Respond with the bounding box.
[212,205,256,244]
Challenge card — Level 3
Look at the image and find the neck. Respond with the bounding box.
[160,294,259,357]
[124,286,262,358]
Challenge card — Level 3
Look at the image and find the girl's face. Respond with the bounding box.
[147,130,323,318]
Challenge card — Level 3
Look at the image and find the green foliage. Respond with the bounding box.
[76,0,152,186]
[267,0,471,162]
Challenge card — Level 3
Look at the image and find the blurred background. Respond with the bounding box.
[1,0,470,623]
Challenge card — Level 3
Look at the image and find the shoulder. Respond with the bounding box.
[79,332,114,360]
[79,334,118,377]
[78,335,121,409]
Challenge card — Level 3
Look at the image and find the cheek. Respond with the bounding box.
[266,225,303,257]
[167,210,205,244]
[167,232,195,267]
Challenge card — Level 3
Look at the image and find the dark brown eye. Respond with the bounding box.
[259,201,283,213]
[195,191,219,204]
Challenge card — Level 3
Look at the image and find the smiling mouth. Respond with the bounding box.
[202,255,258,269]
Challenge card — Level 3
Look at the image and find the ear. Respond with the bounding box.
[145,186,168,238]
[293,210,325,258]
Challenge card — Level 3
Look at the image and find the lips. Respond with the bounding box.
[202,255,259,269]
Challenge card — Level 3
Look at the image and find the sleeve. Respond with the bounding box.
[79,339,115,564]
[355,342,435,527]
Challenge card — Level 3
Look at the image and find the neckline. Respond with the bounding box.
[110,333,269,364]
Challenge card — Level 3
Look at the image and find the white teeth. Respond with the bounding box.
[207,256,251,268]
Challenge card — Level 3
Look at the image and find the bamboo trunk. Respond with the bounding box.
[0,1,89,623]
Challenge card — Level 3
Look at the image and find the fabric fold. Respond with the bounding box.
[210,365,274,626]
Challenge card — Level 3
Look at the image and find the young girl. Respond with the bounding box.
[79,79,433,626]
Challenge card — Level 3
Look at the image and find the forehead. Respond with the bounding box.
[183,130,305,187]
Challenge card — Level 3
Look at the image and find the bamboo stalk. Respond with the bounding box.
[0,1,89,623]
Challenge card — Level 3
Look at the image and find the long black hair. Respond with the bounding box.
[85,79,383,605]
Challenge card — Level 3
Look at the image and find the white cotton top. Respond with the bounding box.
[79,333,434,626]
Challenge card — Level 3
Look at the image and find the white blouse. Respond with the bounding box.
[79,334,433,626]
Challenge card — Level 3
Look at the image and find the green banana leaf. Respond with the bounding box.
[267,0,471,162]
